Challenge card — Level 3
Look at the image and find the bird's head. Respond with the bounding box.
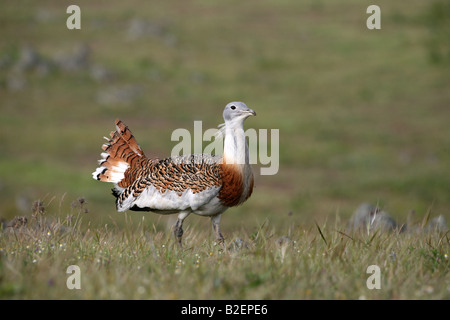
[223,102,256,123]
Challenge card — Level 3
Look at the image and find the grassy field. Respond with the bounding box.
[0,0,449,299]
[0,199,448,299]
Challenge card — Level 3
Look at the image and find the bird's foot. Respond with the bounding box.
[215,232,225,246]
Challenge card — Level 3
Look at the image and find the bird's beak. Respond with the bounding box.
[244,108,256,117]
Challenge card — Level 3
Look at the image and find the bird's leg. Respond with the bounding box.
[173,219,183,247]
[173,212,190,247]
[211,214,225,244]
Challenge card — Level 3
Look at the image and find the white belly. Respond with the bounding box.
[117,183,226,217]
[192,196,228,216]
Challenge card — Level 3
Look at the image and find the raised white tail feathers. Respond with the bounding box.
[92,152,129,183]
[92,119,146,186]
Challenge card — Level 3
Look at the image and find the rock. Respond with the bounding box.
[228,237,249,250]
[6,45,55,91]
[425,215,448,233]
[127,18,165,40]
[15,45,40,72]
[96,84,142,106]
[348,203,400,233]
[89,64,115,82]
[126,18,177,47]
[55,43,91,72]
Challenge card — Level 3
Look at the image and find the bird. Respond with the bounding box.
[92,102,256,246]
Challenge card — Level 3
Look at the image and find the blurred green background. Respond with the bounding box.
[0,0,449,231]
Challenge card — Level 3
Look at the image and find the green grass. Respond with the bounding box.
[0,0,449,299]
[0,200,448,299]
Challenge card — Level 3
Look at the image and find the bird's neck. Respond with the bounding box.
[222,120,249,166]
[219,119,254,207]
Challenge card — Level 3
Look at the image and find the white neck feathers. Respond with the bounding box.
[221,119,249,165]
[220,118,253,203]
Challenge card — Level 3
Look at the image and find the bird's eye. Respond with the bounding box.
[230,106,236,110]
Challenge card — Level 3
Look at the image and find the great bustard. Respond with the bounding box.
[92,102,256,246]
